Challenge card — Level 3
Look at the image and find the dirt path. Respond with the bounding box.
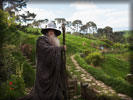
[69,55,132,100]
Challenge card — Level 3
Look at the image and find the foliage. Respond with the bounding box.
[0,10,36,99]
[100,39,113,46]
[1,0,28,11]
[83,48,93,56]
[123,43,129,48]
[0,10,9,47]
[85,51,104,67]
[23,61,35,87]
[113,31,125,43]
[1,44,18,81]
[113,43,122,49]
[0,74,25,100]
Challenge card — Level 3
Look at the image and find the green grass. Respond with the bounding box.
[58,33,105,54]
[100,54,130,78]
[74,54,133,98]
[123,30,132,38]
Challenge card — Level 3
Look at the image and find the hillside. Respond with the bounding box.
[0,24,132,99]
[0,8,132,100]
[20,28,132,98]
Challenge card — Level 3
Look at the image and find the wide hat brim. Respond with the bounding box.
[41,28,61,36]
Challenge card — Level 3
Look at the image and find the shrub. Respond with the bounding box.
[101,39,113,46]
[1,44,18,81]
[123,43,129,48]
[85,52,104,67]
[0,10,9,46]
[1,75,25,100]
[6,75,25,92]
[113,43,122,49]
[23,61,35,87]
[82,48,93,57]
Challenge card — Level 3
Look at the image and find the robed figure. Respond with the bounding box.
[17,22,67,100]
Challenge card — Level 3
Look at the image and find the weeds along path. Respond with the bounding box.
[70,55,132,100]
[21,50,36,95]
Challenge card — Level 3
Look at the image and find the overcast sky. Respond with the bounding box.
[24,1,130,31]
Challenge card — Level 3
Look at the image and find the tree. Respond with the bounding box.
[91,22,97,34]
[80,25,87,34]
[19,11,36,25]
[1,0,28,12]
[113,31,125,43]
[72,20,82,32]
[97,28,105,37]
[65,21,72,32]
[43,18,49,27]
[103,26,113,41]
[32,20,41,28]
[55,18,66,30]
[86,21,92,33]
[86,21,97,34]
[104,26,113,34]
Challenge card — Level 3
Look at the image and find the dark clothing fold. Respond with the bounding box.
[17,35,65,100]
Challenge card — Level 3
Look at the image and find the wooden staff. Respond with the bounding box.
[62,23,70,100]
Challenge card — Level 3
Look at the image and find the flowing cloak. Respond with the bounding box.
[17,35,66,100]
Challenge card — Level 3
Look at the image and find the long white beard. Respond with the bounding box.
[48,35,60,46]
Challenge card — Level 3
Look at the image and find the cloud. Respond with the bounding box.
[20,2,129,31]
[23,7,57,20]
[68,2,129,29]
[70,2,97,10]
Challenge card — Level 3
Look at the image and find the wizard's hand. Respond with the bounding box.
[63,45,67,51]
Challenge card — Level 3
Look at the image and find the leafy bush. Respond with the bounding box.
[0,10,18,47]
[113,43,122,49]
[123,43,129,48]
[0,10,36,99]
[83,48,93,55]
[81,48,94,58]
[101,39,113,46]
[85,52,104,67]
[1,44,18,81]
[6,75,25,92]
[23,61,35,87]
[0,75,25,100]
[0,10,9,47]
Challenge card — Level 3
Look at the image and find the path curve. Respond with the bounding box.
[70,55,132,100]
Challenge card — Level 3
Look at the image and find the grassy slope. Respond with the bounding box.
[100,54,129,78]
[58,33,130,78]
[24,28,130,79]
[123,30,132,38]
[60,33,132,97]
[74,54,133,98]
[24,27,132,97]
[58,33,105,54]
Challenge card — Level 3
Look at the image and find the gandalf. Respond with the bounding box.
[17,22,67,100]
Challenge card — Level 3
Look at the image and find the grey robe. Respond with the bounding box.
[17,35,66,100]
